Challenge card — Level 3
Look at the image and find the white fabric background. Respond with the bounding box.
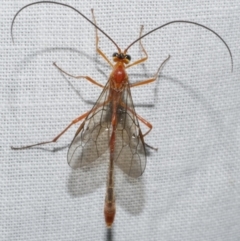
[1,0,240,240]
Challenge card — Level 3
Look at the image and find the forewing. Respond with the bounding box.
[67,81,112,169]
[114,86,147,178]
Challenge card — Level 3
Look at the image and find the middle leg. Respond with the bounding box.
[130,55,170,88]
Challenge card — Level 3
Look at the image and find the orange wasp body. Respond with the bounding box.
[11,1,232,227]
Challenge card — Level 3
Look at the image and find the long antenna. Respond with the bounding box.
[11,1,233,71]
[124,20,233,72]
[11,1,121,52]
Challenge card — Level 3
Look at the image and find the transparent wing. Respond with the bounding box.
[114,85,147,178]
[67,80,147,178]
[67,81,112,169]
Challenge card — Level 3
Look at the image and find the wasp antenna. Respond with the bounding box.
[125,20,233,72]
[11,1,121,51]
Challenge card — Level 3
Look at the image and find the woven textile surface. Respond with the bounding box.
[1,1,240,240]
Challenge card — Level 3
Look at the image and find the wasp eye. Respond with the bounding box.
[125,54,131,61]
[112,52,118,57]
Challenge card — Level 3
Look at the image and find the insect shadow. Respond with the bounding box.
[105,227,114,241]
[66,151,146,215]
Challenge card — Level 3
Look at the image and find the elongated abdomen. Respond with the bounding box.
[104,147,116,227]
[104,191,116,227]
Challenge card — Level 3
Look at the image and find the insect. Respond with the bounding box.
[11,1,233,227]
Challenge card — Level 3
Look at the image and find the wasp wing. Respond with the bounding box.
[113,85,147,178]
[67,81,112,169]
